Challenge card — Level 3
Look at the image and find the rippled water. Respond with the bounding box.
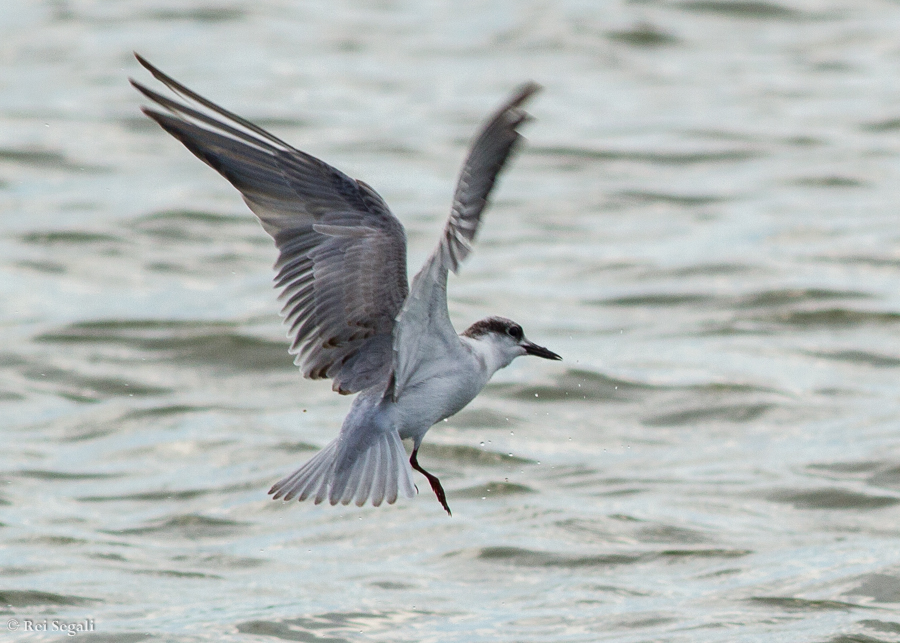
[3,1,900,641]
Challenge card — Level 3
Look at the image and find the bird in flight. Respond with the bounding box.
[131,53,560,515]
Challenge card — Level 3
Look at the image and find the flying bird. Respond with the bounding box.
[131,53,560,515]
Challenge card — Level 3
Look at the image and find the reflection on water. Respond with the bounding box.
[2,0,900,641]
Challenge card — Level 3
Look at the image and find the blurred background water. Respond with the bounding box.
[2,1,900,641]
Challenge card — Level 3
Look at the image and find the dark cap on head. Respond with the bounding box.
[462,316,521,339]
[462,316,561,360]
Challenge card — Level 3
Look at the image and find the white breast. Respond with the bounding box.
[394,341,491,441]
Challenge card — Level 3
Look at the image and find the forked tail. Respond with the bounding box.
[269,429,416,507]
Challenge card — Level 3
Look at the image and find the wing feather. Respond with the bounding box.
[440,82,541,273]
[391,83,540,399]
[132,54,408,394]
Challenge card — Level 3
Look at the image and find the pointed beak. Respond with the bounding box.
[523,340,562,361]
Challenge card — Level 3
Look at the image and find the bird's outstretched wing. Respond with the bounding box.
[391,83,541,400]
[132,54,409,394]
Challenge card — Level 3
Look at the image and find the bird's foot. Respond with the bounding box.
[410,448,452,516]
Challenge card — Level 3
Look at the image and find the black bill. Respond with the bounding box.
[523,341,562,361]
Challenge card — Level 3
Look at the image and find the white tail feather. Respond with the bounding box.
[269,430,416,507]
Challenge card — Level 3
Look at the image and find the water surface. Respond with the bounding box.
[2,1,900,641]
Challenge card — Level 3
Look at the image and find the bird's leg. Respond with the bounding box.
[410,447,451,516]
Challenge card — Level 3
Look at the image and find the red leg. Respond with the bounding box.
[410,448,451,516]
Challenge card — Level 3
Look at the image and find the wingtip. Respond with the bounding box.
[520,80,543,96]
[129,77,153,98]
[129,75,158,104]
[510,81,542,107]
[491,81,541,129]
[131,52,178,91]
[133,51,153,73]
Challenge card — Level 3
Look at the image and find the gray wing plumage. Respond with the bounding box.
[392,83,541,399]
[131,54,408,394]
[439,82,541,273]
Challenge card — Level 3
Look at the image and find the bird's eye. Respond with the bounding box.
[507,325,523,340]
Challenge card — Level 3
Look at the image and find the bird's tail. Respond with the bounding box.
[269,429,416,507]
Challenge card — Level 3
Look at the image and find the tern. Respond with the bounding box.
[131,53,560,515]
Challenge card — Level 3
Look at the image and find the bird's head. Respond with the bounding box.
[461,316,561,372]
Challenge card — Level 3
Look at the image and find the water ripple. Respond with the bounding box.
[677,1,806,20]
[767,489,900,510]
[593,288,870,310]
[746,597,866,612]
[846,574,900,604]
[0,589,99,608]
[35,320,292,372]
[236,619,350,643]
[450,482,535,498]
[806,350,900,368]
[643,403,772,427]
[418,443,534,466]
[606,23,680,48]
[107,514,249,539]
[453,545,750,568]
[0,147,108,172]
[857,620,900,635]
[236,610,431,643]
[531,145,761,165]
[20,363,171,401]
